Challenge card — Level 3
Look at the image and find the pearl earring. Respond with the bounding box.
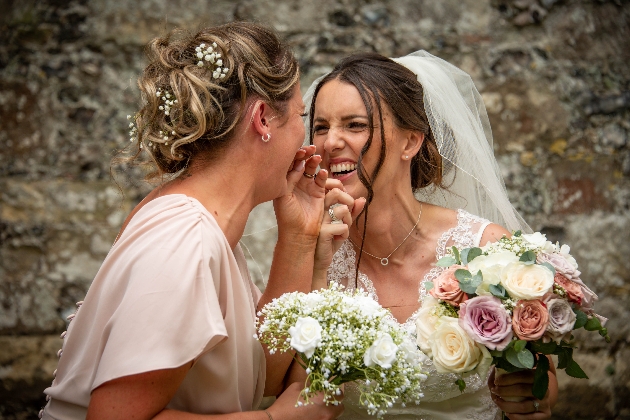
[404,155,409,160]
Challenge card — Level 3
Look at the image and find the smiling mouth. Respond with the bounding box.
[330,162,357,177]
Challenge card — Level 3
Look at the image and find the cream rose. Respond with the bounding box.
[364,333,398,369]
[500,262,554,300]
[288,316,322,358]
[416,296,440,356]
[429,317,492,376]
[468,251,519,295]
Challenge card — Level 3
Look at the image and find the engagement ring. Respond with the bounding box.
[328,205,342,224]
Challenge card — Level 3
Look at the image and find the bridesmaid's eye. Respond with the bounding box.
[313,124,329,134]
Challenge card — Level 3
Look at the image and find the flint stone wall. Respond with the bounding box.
[1,0,629,418]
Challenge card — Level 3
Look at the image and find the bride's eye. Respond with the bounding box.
[346,121,368,132]
[313,124,329,134]
[300,112,308,118]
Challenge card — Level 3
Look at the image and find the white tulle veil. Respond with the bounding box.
[303,50,530,233]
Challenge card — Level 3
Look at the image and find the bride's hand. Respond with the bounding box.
[273,145,328,239]
[312,179,365,289]
[488,366,554,420]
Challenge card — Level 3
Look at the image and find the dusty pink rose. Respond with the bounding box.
[553,273,584,305]
[543,295,576,344]
[537,252,580,281]
[512,300,549,341]
[430,266,469,307]
[458,296,513,350]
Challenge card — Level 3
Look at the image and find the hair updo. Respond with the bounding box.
[131,21,299,179]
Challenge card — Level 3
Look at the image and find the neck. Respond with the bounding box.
[350,188,423,259]
[160,148,261,249]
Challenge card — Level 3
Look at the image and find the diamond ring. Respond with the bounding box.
[533,400,540,412]
[328,206,342,224]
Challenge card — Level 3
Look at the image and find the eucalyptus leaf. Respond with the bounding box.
[531,340,557,355]
[506,347,526,369]
[489,284,506,299]
[436,256,457,267]
[540,262,556,276]
[451,246,461,265]
[519,250,536,265]
[455,269,472,283]
[533,355,550,400]
[467,247,483,263]
[457,269,481,294]
[490,350,503,357]
[513,340,527,352]
[517,348,535,369]
[513,230,522,237]
[424,281,434,292]
[573,309,588,329]
[460,248,470,266]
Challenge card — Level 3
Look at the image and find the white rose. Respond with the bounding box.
[559,244,578,269]
[288,316,322,358]
[429,317,492,375]
[355,295,382,317]
[500,262,554,300]
[302,293,324,313]
[399,337,427,365]
[522,232,548,248]
[468,251,519,295]
[415,296,440,356]
[364,333,398,369]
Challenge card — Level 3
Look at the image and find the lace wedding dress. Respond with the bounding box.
[328,210,502,420]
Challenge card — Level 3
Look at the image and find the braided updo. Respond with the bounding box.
[130,21,299,179]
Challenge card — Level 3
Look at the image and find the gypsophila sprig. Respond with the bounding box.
[256,284,428,417]
[419,230,609,401]
[156,89,177,117]
[195,42,229,80]
[127,114,138,143]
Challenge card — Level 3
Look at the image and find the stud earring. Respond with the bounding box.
[262,133,271,142]
[404,155,409,160]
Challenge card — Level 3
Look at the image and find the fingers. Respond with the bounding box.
[351,197,366,220]
[325,178,345,192]
[324,188,356,211]
[490,393,550,419]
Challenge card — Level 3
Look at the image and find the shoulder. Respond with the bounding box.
[479,223,510,247]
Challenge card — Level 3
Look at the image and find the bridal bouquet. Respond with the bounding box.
[416,231,609,399]
[256,283,428,417]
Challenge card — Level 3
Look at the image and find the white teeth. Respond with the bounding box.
[330,163,357,174]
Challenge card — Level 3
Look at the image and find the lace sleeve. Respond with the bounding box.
[327,241,356,289]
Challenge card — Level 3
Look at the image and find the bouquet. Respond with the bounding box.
[256,283,428,417]
[416,231,609,400]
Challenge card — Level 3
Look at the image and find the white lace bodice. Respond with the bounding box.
[327,209,500,419]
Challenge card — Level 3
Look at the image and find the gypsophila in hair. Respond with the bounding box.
[121,22,299,182]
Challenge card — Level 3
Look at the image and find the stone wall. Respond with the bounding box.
[1,0,628,418]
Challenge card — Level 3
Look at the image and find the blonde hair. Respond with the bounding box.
[130,21,299,180]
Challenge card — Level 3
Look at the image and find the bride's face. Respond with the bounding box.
[312,79,406,199]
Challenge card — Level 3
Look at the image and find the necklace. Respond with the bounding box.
[348,203,422,266]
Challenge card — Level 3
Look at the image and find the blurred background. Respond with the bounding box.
[0,0,628,418]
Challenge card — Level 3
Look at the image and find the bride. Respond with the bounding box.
[292,51,558,419]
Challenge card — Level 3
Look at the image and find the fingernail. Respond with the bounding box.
[295,160,306,172]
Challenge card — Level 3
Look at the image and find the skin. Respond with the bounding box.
[295,78,557,418]
[85,84,344,420]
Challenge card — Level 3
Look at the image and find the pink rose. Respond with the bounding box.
[512,300,549,341]
[537,252,580,281]
[543,295,576,344]
[430,266,469,307]
[458,296,513,351]
[553,273,584,305]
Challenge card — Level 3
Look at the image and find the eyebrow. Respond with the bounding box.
[313,114,369,123]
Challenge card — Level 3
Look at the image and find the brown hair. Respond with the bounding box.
[128,21,299,180]
[308,52,445,270]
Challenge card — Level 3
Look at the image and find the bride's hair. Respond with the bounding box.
[308,52,447,270]
[308,52,446,203]
[128,21,299,180]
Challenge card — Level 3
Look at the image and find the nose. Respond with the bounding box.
[323,127,345,154]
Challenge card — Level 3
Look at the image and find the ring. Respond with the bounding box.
[328,206,342,224]
[303,172,316,178]
[533,400,540,412]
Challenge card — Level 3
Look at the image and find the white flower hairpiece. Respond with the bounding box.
[195,42,229,80]
[156,89,177,116]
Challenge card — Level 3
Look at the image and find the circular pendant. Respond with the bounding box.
[380,258,389,266]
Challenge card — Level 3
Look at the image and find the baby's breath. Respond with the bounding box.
[256,284,427,417]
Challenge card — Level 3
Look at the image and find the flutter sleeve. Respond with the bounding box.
[89,203,229,391]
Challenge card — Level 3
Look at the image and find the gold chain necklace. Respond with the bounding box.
[348,203,422,266]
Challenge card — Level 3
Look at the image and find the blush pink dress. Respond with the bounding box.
[42,194,265,419]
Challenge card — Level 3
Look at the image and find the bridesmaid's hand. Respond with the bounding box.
[488,367,555,420]
[267,382,344,420]
[274,145,328,239]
